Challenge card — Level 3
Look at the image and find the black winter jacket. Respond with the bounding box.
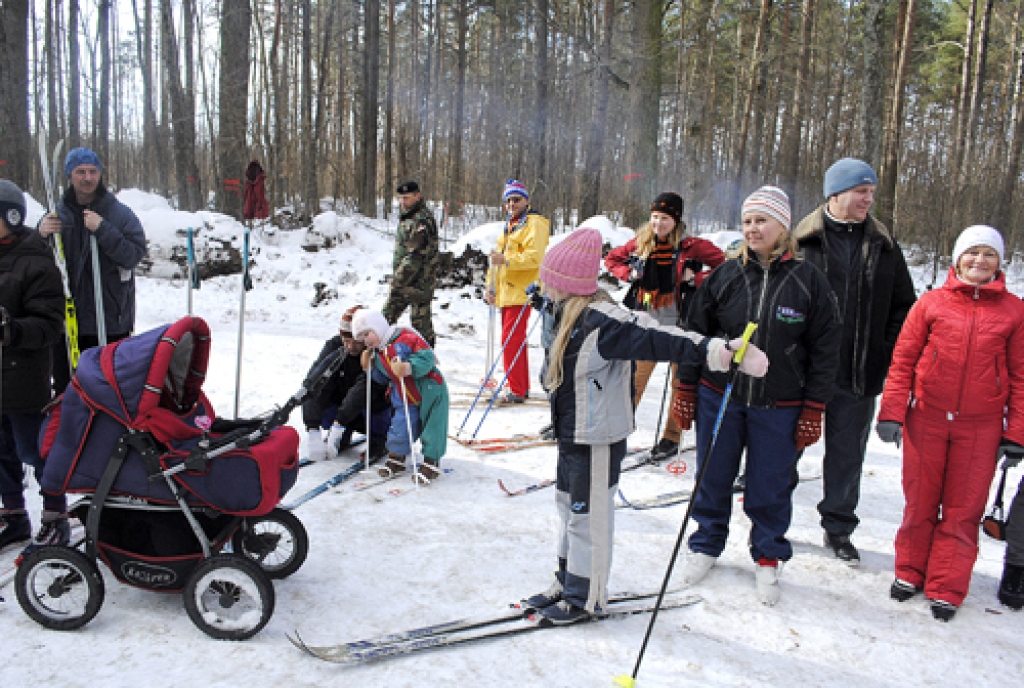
[301,336,388,429]
[680,254,841,409]
[793,206,917,397]
[0,231,64,413]
[54,183,147,337]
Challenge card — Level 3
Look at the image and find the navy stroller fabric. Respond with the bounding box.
[40,317,300,516]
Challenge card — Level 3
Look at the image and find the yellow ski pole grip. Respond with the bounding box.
[732,322,759,365]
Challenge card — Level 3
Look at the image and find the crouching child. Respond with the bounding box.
[351,309,450,484]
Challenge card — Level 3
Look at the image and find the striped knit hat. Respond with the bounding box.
[742,185,791,231]
[540,226,603,296]
[340,305,363,334]
[503,179,529,202]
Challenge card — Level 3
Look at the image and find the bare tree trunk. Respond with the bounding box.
[860,0,885,167]
[997,0,1024,233]
[384,0,395,197]
[778,0,814,208]
[218,0,251,217]
[960,0,994,184]
[68,0,81,149]
[877,0,917,234]
[360,0,380,215]
[160,0,199,210]
[730,0,773,225]
[96,0,111,161]
[954,0,978,171]
[300,0,316,219]
[45,0,60,144]
[580,0,615,220]
[448,0,468,205]
[130,0,158,191]
[0,0,32,187]
[533,0,549,206]
[625,0,663,228]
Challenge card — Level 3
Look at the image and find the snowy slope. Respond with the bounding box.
[1,193,1022,688]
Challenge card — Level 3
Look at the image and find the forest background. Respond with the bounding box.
[1,0,1023,259]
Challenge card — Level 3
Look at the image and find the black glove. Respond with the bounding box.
[525,283,548,313]
[627,255,645,283]
[1000,438,1024,469]
[876,421,903,447]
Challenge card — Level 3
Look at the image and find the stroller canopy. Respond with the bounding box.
[75,317,212,427]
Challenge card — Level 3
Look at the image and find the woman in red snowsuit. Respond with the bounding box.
[877,225,1024,621]
[603,192,725,459]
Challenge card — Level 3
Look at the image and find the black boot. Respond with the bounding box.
[930,599,957,622]
[890,578,921,602]
[998,563,1024,611]
[0,510,31,550]
[824,532,860,565]
[650,438,679,462]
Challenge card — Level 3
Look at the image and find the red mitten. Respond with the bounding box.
[671,383,698,431]
[794,404,824,451]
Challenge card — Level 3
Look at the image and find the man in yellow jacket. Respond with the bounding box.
[485,179,550,403]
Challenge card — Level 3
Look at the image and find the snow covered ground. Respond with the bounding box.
[2,192,1023,687]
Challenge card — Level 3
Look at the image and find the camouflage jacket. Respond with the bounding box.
[391,199,439,302]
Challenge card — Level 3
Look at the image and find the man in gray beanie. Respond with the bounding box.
[37,147,146,394]
[0,179,69,552]
[792,158,916,564]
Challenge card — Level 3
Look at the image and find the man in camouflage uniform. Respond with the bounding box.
[383,181,439,346]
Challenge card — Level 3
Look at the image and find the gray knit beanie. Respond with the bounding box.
[0,179,26,230]
[823,158,878,198]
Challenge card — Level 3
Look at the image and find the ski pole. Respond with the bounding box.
[471,308,544,439]
[456,302,530,435]
[234,221,254,418]
[615,322,758,688]
[91,234,106,346]
[365,355,372,473]
[651,363,673,452]
[397,373,421,493]
[186,226,200,315]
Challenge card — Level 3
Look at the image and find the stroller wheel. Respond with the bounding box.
[231,508,308,579]
[15,545,105,631]
[183,554,274,640]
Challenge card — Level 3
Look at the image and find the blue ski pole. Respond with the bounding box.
[615,322,759,688]
[470,306,546,438]
[456,302,531,435]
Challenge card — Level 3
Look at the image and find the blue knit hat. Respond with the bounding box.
[503,179,529,202]
[823,158,877,198]
[64,147,103,178]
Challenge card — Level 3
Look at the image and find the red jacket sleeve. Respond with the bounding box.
[604,238,637,283]
[679,237,727,288]
[877,296,932,424]
[1002,299,1024,445]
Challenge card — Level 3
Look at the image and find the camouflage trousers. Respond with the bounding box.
[383,290,436,347]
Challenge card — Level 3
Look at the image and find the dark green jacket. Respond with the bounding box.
[391,200,438,302]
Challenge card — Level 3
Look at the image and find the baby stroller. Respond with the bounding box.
[12,317,335,640]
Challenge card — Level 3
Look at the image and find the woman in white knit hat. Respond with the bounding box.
[877,224,1024,621]
[674,186,841,606]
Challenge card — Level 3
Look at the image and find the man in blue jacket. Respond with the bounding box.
[38,148,147,393]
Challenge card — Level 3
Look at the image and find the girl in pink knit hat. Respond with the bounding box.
[523,222,769,625]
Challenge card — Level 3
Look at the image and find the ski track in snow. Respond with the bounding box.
[2,193,1023,687]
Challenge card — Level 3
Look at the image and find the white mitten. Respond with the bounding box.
[706,338,770,377]
[307,429,327,462]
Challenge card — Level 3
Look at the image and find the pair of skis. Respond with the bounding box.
[497,444,696,498]
[37,134,81,371]
[452,433,555,454]
[615,471,824,511]
[289,590,702,664]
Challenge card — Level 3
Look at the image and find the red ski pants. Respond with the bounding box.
[895,403,1001,606]
[501,305,531,397]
